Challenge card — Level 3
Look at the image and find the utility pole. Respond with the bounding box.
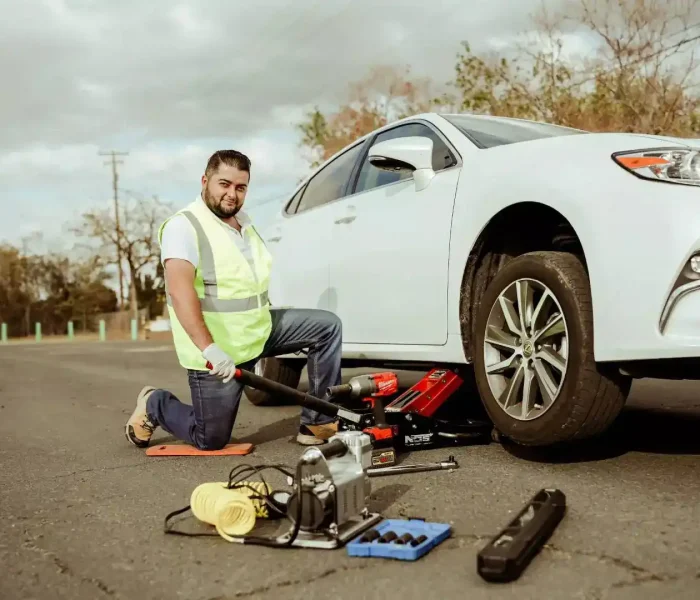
[99,150,128,308]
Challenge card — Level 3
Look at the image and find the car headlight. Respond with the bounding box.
[612,148,700,187]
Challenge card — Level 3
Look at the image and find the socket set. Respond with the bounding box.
[347,519,451,561]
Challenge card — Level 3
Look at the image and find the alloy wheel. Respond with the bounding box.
[483,278,569,421]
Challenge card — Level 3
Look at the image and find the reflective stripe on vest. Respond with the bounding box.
[158,198,273,370]
[167,290,269,312]
[164,210,268,313]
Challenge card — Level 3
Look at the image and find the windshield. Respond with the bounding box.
[442,114,585,149]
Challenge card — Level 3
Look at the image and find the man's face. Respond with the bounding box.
[201,164,249,219]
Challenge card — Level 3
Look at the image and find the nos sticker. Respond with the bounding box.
[404,433,433,446]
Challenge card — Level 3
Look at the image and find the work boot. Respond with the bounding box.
[125,386,158,448]
[296,421,339,446]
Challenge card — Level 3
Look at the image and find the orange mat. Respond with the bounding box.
[146,443,254,456]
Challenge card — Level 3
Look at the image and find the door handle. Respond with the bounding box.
[267,236,282,242]
[334,215,356,225]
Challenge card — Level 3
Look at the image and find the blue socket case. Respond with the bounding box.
[346,519,451,561]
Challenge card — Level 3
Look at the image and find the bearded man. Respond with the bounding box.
[125,150,341,450]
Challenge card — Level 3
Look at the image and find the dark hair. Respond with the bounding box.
[205,150,251,178]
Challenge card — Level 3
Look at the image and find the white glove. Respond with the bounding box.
[202,343,237,383]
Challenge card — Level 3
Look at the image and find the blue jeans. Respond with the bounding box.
[146,308,342,450]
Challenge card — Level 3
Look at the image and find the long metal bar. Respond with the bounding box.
[367,456,459,477]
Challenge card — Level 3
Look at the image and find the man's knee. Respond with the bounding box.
[194,432,230,451]
[317,310,342,338]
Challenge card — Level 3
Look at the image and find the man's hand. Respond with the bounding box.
[202,343,237,383]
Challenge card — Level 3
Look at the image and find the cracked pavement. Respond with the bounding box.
[1,340,700,599]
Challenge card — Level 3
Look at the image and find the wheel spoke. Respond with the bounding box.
[485,277,568,422]
[499,364,525,410]
[537,347,566,374]
[485,325,519,352]
[516,280,534,334]
[531,290,552,332]
[535,313,565,342]
[499,295,523,337]
[533,359,558,407]
[486,352,519,375]
[521,365,538,419]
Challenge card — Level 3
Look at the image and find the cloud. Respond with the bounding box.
[0,133,306,188]
[0,0,575,245]
[485,29,601,62]
[0,131,307,247]
[0,0,574,150]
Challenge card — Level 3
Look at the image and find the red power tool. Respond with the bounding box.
[327,369,484,467]
[231,366,493,469]
[327,372,400,400]
[327,373,400,466]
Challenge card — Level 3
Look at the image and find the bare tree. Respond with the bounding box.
[440,0,700,135]
[120,192,171,321]
[305,0,700,143]
[297,65,438,167]
[73,193,173,321]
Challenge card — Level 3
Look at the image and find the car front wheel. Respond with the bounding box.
[473,251,631,446]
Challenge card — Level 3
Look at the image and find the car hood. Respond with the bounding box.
[581,131,698,150]
[631,133,700,147]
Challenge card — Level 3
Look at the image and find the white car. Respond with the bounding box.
[251,112,700,447]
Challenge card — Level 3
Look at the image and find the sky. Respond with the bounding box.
[0,0,578,254]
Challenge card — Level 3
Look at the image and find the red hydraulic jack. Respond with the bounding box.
[231,366,493,470]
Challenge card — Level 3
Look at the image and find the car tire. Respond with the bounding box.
[473,251,631,446]
[244,357,304,406]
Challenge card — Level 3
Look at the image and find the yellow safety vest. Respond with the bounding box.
[158,199,273,370]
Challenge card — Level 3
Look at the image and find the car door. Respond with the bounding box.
[263,140,366,311]
[327,121,461,345]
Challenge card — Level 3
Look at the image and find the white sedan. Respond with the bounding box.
[253,112,700,447]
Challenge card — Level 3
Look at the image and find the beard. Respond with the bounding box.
[203,187,240,218]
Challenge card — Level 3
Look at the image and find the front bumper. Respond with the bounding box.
[659,256,700,335]
[583,175,700,362]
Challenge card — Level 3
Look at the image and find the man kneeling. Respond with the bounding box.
[125,150,341,449]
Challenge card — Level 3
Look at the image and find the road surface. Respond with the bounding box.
[1,340,699,599]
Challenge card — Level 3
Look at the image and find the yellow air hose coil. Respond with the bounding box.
[190,481,270,541]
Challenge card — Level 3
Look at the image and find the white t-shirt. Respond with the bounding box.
[160,213,201,267]
[160,198,256,270]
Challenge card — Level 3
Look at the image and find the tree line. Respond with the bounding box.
[297,0,700,166]
[0,192,172,339]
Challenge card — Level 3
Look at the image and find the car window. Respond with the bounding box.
[354,123,456,195]
[442,114,584,149]
[285,185,306,215]
[295,142,364,214]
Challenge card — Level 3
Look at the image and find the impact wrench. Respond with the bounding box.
[227,366,492,474]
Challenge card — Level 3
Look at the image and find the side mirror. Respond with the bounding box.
[368,136,436,191]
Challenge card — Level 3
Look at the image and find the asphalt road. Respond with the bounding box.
[1,340,700,600]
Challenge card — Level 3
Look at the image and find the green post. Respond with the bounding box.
[35,322,42,342]
[1,323,7,343]
[67,321,74,340]
[99,320,106,342]
[131,319,138,341]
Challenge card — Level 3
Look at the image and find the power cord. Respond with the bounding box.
[164,462,305,548]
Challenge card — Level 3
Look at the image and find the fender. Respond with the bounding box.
[448,194,595,362]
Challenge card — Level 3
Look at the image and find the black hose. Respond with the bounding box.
[235,368,340,418]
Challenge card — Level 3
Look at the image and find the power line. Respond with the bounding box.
[98,150,129,308]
